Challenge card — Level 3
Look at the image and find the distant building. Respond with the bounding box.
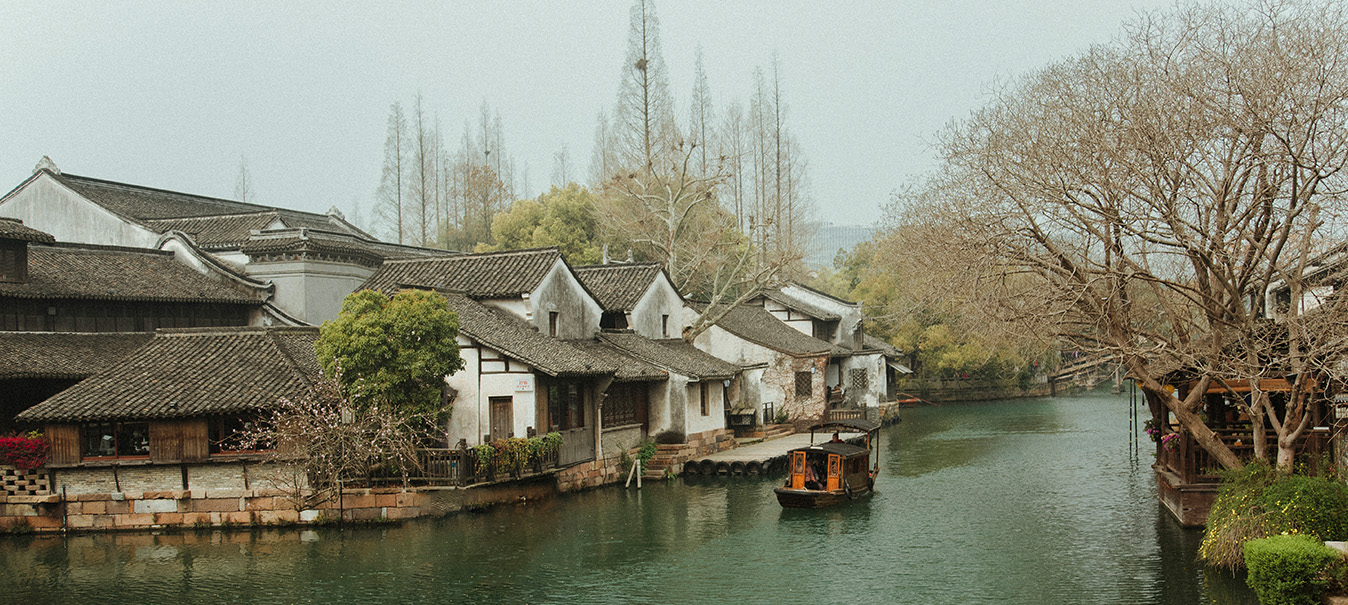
[804,221,876,269]
[0,158,451,323]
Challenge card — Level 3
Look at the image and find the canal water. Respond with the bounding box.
[1,390,1256,604]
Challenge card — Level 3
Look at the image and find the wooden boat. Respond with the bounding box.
[774,417,883,508]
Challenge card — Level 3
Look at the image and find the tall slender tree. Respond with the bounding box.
[375,103,408,244]
[233,154,255,203]
[688,46,716,175]
[614,0,677,171]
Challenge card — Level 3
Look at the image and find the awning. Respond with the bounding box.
[887,360,912,374]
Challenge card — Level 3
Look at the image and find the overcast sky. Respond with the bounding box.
[1,1,1181,228]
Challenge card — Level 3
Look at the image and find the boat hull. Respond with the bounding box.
[774,486,870,509]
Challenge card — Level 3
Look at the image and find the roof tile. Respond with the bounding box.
[0,244,267,304]
[363,248,562,298]
[0,332,152,380]
[573,263,664,311]
[16,327,321,423]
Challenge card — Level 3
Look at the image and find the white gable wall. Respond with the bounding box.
[630,274,684,339]
[0,174,160,248]
[529,261,602,339]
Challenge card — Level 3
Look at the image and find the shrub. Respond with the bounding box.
[1243,534,1341,605]
[1200,462,1348,570]
[0,433,49,469]
[654,430,684,445]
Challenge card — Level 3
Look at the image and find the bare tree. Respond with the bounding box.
[238,377,435,511]
[896,0,1348,473]
[410,93,436,246]
[375,103,409,244]
[688,45,716,175]
[233,155,255,203]
[614,0,677,171]
[552,145,573,187]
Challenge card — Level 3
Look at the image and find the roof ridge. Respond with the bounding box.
[46,242,173,256]
[57,172,285,213]
[573,261,662,270]
[142,210,280,222]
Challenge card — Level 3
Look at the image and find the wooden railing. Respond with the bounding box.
[361,444,562,488]
[825,408,867,422]
[1155,427,1332,484]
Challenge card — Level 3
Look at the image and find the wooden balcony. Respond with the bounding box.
[1154,426,1333,485]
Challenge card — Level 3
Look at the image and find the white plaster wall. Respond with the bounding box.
[630,276,684,339]
[646,381,673,436]
[444,348,540,446]
[530,263,602,338]
[485,297,531,321]
[826,362,841,387]
[246,260,376,324]
[445,346,483,446]
[684,381,727,436]
[0,175,161,247]
[781,284,865,345]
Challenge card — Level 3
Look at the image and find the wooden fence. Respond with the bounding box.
[359,445,561,488]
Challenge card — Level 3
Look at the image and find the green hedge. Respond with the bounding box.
[1200,462,1348,569]
[1243,534,1340,605]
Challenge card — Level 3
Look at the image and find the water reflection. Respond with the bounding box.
[0,391,1259,604]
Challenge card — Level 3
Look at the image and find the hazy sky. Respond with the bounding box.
[1,1,1179,228]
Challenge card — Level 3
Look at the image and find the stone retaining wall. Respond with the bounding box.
[0,474,562,534]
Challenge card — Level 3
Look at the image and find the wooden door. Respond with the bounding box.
[489,397,513,441]
[790,451,806,489]
[827,454,842,491]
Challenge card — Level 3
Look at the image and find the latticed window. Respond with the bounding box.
[795,371,812,398]
[849,368,869,391]
[602,384,642,427]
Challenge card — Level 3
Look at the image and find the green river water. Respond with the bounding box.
[0,389,1256,604]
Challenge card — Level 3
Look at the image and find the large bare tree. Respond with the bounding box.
[896,0,1348,472]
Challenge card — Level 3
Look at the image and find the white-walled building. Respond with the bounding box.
[0,159,449,324]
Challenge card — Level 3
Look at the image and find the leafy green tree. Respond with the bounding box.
[316,289,464,416]
[480,184,607,265]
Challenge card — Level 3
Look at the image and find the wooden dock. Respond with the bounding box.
[680,431,865,477]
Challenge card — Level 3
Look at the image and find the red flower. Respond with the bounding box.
[0,435,50,469]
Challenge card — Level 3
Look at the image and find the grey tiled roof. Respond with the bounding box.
[599,332,740,380]
[144,212,286,247]
[573,263,665,311]
[0,332,153,380]
[761,289,840,321]
[44,172,449,260]
[17,327,321,423]
[239,229,453,263]
[442,292,614,377]
[0,243,267,303]
[54,172,344,225]
[863,333,903,358]
[705,304,833,357]
[0,218,55,244]
[567,339,667,382]
[364,248,562,298]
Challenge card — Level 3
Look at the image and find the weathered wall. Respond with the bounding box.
[0,174,161,248]
[446,341,540,446]
[629,275,683,339]
[245,259,376,324]
[529,263,601,339]
[683,381,727,437]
